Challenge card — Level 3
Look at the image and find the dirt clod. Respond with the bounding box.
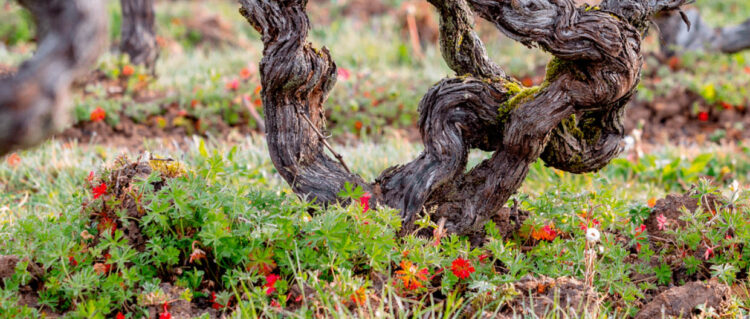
[0,255,19,280]
[645,191,722,243]
[635,279,730,319]
[506,275,600,318]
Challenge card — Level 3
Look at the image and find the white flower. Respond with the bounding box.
[585,228,600,243]
[729,180,742,202]
[623,136,635,151]
[729,180,741,192]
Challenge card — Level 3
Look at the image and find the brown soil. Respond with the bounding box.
[144,283,220,319]
[0,255,19,280]
[56,101,256,151]
[644,191,722,244]
[626,88,750,143]
[504,275,600,318]
[635,279,730,319]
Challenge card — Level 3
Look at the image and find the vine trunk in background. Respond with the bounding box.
[0,0,106,156]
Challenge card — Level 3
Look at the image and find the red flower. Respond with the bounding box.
[264,274,280,295]
[226,79,239,91]
[745,66,750,74]
[87,171,94,182]
[634,224,646,236]
[6,153,20,167]
[240,67,252,80]
[159,302,171,319]
[116,312,125,319]
[210,292,225,309]
[704,245,714,260]
[122,64,134,77]
[92,182,107,199]
[395,260,429,290]
[450,258,475,280]
[69,256,78,267]
[721,101,733,110]
[532,224,557,241]
[478,254,490,263]
[359,192,371,213]
[90,107,106,122]
[337,67,351,81]
[270,299,280,308]
[698,111,709,122]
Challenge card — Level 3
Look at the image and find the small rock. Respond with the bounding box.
[635,279,730,319]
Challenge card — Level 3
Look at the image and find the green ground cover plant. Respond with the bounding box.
[1,137,749,317]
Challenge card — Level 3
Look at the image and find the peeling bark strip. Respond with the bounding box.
[656,8,750,56]
[120,0,159,70]
[0,0,106,156]
[240,0,688,236]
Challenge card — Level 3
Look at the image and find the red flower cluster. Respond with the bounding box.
[698,111,709,122]
[159,302,171,319]
[210,292,225,309]
[240,67,252,80]
[450,258,475,280]
[226,79,239,91]
[264,274,280,295]
[92,182,107,199]
[633,224,647,252]
[531,224,557,241]
[6,153,20,167]
[359,192,371,213]
[116,312,125,319]
[395,260,429,291]
[90,107,106,122]
[122,65,134,77]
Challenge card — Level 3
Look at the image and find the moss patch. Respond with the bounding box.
[498,85,541,121]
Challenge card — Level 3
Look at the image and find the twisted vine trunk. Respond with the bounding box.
[240,0,688,236]
[120,0,159,71]
[0,0,106,156]
[656,8,750,56]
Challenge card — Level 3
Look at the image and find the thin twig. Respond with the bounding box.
[297,109,351,173]
[242,96,266,133]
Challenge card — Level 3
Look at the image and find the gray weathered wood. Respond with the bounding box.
[656,8,750,56]
[120,0,159,71]
[0,0,106,156]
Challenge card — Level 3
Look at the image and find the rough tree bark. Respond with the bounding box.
[240,0,688,236]
[120,0,159,71]
[0,0,106,156]
[656,8,750,56]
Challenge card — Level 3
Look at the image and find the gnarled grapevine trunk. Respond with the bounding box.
[120,0,159,71]
[0,0,106,156]
[656,8,750,56]
[240,0,688,236]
